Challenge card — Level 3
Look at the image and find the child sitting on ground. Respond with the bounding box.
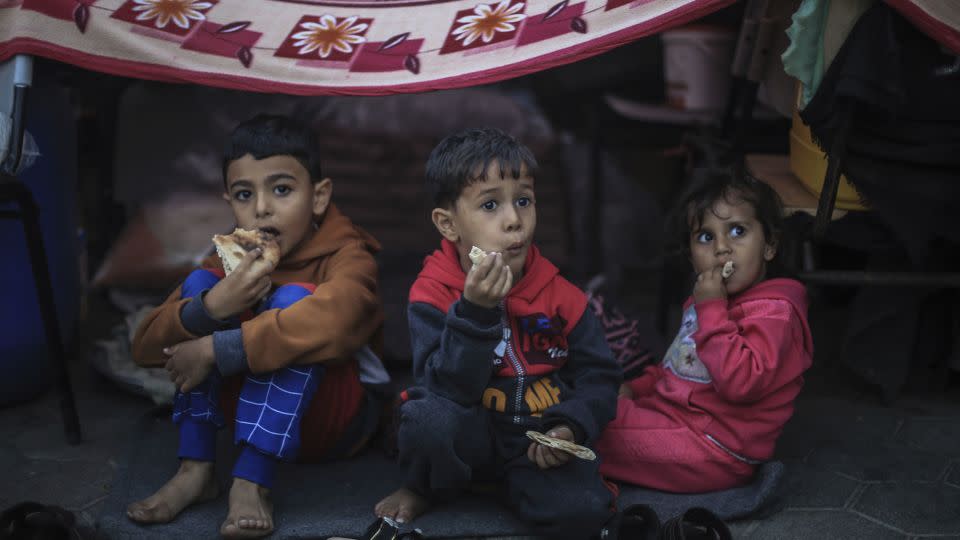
[596,171,813,493]
[127,115,386,538]
[374,127,622,539]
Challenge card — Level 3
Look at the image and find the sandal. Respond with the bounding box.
[657,507,731,540]
[360,516,401,540]
[600,504,660,540]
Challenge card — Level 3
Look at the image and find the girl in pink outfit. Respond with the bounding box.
[596,173,814,493]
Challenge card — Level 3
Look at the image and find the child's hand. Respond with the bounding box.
[463,252,513,309]
[164,335,215,393]
[527,425,574,470]
[203,248,276,320]
[694,265,727,303]
[618,383,634,399]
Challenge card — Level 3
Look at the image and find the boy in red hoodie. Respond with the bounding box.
[126,115,386,538]
[374,128,621,538]
[596,172,814,493]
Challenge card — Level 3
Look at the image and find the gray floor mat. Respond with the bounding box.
[99,413,781,539]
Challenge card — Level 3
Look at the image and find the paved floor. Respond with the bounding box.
[2,301,959,539]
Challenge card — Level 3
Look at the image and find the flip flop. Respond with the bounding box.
[600,504,660,540]
[657,507,731,540]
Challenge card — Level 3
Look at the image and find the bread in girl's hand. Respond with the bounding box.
[721,260,736,279]
[212,228,280,275]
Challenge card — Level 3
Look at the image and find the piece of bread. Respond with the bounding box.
[468,245,488,269]
[525,430,597,461]
[721,260,736,279]
[212,228,280,275]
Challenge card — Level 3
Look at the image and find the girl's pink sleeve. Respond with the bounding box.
[693,298,809,404]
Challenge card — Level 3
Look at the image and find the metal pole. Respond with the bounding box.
[2,55,33,175]
[1,55,82,444]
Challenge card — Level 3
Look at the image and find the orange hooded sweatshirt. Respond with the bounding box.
[131,204,382,458]
[132,204,382,371]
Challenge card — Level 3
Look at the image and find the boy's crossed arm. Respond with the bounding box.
[134,242,381,387]
[132,247,272,367]
[136,248,276,392]
[228,243,382,374]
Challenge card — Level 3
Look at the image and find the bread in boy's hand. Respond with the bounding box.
[468,245,488,269]
[525,430,597,461]
[212,228,280,275]
[721,260,736,279]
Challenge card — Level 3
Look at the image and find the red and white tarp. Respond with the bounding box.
[1,1,955,96]
[0,0,734,95]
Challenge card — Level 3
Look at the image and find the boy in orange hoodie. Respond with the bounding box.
[126,115,386,539]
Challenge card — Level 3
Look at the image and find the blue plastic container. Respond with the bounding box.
[0,82,80,406]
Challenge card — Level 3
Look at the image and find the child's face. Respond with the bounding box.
[223,154,330,259]
[688,196,776,296]
[434,163,537,278]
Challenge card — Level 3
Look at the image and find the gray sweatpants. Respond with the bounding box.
[397,388,615,539]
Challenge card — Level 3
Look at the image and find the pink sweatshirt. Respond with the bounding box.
[628,278,813,463]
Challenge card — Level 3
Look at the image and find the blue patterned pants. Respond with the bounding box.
[173,269,324,488]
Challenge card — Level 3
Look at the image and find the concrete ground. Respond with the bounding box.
[2,298,959,539]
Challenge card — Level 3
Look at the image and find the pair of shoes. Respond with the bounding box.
[599,505,731,540]
[600,504,660,540]
[359,517,426,540]
[658,507,731,540]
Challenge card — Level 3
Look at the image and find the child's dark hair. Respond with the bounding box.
[675,170,784,257]
[222,114,322,184]
[425,127,538,208]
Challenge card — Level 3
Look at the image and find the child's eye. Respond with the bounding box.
[695,232,713,244]
[516,197,533,208]
[730,225,746,238]
[234,190,252,201]
[274,185,291,196]
[481,200,498,211]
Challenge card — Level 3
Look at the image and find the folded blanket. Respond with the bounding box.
[101,415,782,539]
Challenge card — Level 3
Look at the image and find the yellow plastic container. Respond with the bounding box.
[789,104,867,211]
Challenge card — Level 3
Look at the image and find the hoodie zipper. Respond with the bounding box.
[501,301,525,424]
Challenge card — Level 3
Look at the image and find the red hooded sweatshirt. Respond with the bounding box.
[407,240,621,444]
[627,278,813,462]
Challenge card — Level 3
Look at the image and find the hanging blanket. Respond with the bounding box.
[0,0,735,95]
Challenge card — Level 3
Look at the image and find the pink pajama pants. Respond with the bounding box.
[596,397,756,493]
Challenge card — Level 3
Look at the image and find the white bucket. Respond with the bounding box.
[661,27,736,111]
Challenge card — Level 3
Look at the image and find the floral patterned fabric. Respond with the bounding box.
[0,0,735,95]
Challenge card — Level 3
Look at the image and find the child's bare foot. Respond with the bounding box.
[374,488,430,524]
[126,460,218,524]
[220,477,273,539]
